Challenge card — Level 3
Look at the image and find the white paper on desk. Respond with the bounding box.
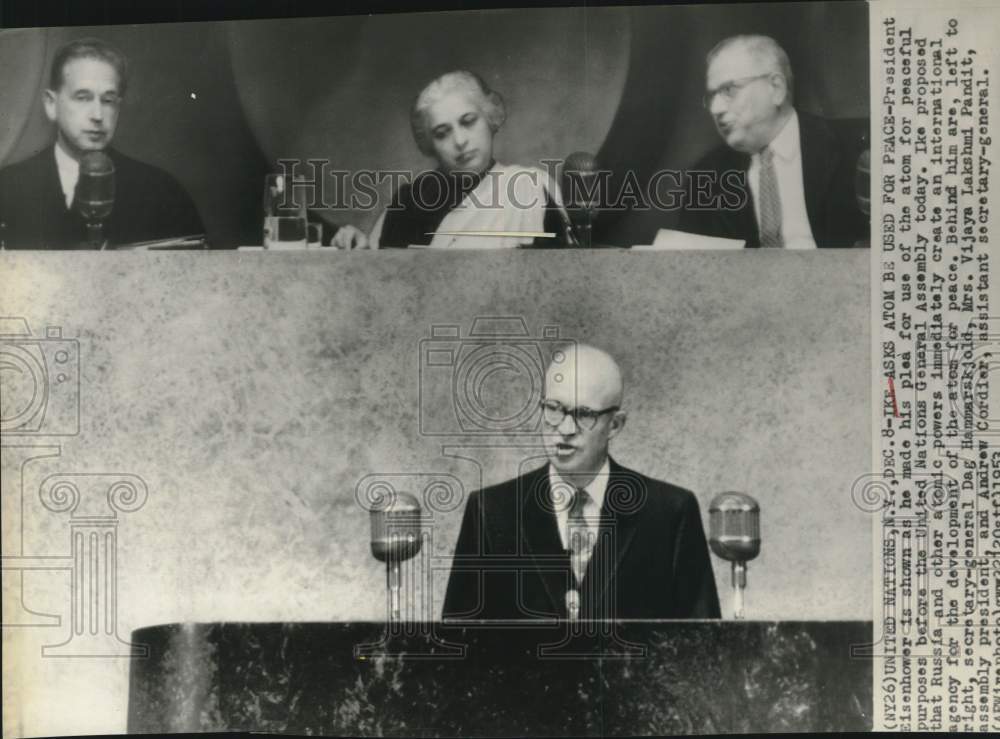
[632,229,746,250]
[115,235,207,250]
[236,245,331,251]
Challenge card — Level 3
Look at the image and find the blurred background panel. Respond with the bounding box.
[0,29,47,164]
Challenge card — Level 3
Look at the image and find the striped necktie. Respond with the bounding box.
[758,145,783,248]
[567,487,595,586]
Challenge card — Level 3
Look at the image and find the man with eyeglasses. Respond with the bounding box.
[678,34,867,248]
[442,344,720,620]
[0,38,203,249]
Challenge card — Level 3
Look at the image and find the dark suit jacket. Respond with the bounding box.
[442,458,721,620]
[679,112,868,248]
[0,146,203,249]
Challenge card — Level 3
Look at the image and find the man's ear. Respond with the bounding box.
[607,410,627,440]
[770,74,789,107]
[42,89,57,123]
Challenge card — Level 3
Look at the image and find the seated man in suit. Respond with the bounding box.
[0,38,204,249]
[679,34,867,248]
[443,344,720,620]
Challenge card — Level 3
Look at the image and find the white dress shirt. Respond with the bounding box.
[53,143,80,209]
[748,110,817,249]
[548,458,610,551]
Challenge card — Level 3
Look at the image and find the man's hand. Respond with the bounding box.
[330,224,369,249]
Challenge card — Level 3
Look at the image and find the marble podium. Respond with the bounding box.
[127,621,872,735]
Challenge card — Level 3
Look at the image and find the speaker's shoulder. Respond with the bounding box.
[608,459,698,513]
[476,462,548,501]
[0,147,52,187]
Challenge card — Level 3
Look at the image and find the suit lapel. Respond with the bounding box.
[515,460,646,617]
[582,458,642,614]
[43,146,72,214]
[517,465,567,614]
[729,115,843,248]
[798,113,838,241]
[41,146,82,248]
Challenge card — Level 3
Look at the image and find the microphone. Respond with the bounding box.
[709,492,760,619]
[550,184,581,248]
[74,151,115,249]
[562,151,601,248]
[369,490,424,622]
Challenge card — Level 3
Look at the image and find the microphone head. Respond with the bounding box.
[709,491,761,562]
[564,150,599,175]
[75,151,115,222]
[79,150,113,175]
[369,490,424,563]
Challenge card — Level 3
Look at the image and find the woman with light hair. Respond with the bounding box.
[370,70,571,248]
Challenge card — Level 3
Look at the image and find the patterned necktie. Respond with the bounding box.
[758,145,783,248]
[567,487,594,586]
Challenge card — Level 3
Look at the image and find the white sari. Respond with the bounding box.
[370,163,565,249]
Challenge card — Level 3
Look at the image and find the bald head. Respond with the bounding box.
[545,344,624,409]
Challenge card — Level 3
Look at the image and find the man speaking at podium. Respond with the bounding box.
[0,38,203,249]
[443,344,720,620]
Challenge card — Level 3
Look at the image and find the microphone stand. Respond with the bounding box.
[386,534,404,623]
[560,152,600,248]
[86,221,108,250]
[731,561,748,620]
[574,217,593,249]
[555,202,581,247]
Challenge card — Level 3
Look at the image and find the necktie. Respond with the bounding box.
[567,487,594,586]
[758,145,783,248]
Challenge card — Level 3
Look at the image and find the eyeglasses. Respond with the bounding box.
[539,399,620,431]
[702,73,775,109]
